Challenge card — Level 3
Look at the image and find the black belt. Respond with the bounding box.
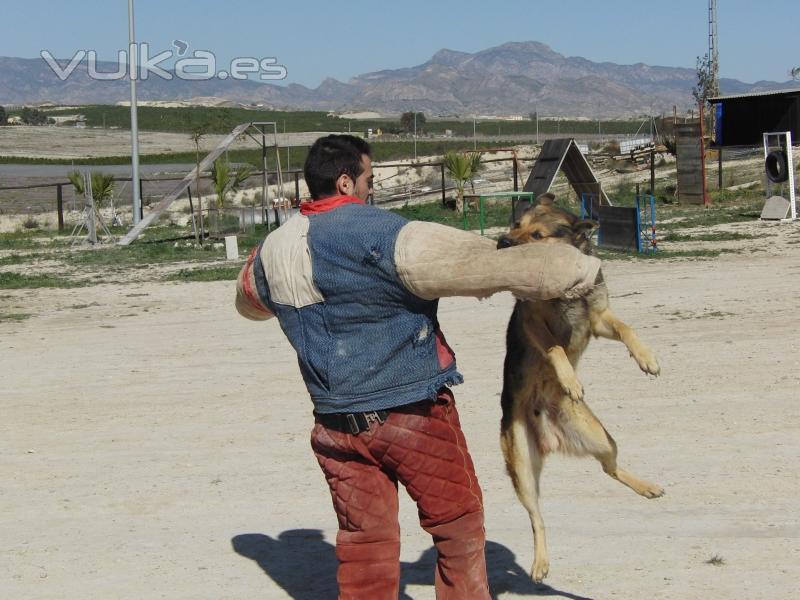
[315,409,390,435]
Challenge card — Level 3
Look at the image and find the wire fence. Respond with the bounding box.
[2,142,792,232]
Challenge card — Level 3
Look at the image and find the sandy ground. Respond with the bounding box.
[2,224,800,599]
[0,126,337,159]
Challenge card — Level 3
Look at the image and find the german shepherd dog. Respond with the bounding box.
[496,194,664,583]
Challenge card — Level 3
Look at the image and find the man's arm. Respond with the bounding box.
[235,245,275,321]
[394,222,601,301]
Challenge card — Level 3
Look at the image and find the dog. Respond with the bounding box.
[496,194,664,583]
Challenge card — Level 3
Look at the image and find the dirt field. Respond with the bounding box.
[2,222,799,599]
[0,126,334,159]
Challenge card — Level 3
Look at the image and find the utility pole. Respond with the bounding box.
[284,121,289,171]
[708,0,720,97]
[128,0,141,225]
[413,111,417,161]
[473,118,477,150]
[535,107,539,145]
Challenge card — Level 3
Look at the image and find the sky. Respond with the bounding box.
[1,0,797,87]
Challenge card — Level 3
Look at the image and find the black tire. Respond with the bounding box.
[765,150,789,183]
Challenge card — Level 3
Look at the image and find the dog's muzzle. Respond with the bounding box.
[497,236,514,249]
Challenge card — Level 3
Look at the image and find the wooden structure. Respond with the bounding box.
[675,122,706,205]
[520,139,610,220]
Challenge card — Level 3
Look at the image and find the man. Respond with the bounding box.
[235,135,601,599]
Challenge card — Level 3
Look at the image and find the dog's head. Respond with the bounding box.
[496,193,597,255]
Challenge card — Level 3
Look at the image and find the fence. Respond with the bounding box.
[0,170,305,232]
[0,153,530,228]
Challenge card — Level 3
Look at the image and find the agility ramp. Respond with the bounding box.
[520,138,610,220]
[118,123,252,246]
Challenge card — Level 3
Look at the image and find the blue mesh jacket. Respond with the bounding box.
[239,196,462,414]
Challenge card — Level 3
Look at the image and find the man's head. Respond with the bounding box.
[304,134,373,201]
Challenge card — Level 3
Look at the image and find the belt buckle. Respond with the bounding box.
[345,414,360,435]
[364,411,385,429]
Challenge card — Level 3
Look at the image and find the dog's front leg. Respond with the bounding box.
[590,308,660,376]
[521,318,584,401]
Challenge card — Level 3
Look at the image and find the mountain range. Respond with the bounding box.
[0,41,795,117]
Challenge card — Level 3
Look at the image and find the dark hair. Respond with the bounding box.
[304,134,371,199]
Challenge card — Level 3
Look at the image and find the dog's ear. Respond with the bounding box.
[536,193,556,206]
[572,219,598,238]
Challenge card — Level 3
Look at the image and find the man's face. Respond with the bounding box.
[351,154,374,202]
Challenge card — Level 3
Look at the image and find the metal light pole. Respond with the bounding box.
[128,0,142,225]
[413,111,417,161]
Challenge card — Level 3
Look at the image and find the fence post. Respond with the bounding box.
[139,179,145,220]
[513,160,518,191]
[650,148,655,195]
[56,184,65,232]
[440,163,446,206]
[294,171,300,203]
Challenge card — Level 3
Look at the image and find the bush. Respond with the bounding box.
[22,216,40,230]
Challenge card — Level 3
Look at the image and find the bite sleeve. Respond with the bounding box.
[394,221,601,301]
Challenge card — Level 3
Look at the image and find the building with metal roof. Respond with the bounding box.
[708,88,800,146]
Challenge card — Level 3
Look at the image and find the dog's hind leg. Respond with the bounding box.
[561,400,665,499]
[501,417,549,582]
[589,307,660,376]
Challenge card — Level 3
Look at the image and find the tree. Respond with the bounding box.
[210,159,254,208]
[20,106,51,126]
[400,111,426,134]
[67,171,115,206]
[791,66,800,81]
[0,106,6,126]
[443,151,482,213]
[692,53,717,104]
[189,123,209,243]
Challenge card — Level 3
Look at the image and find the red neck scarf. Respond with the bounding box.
[300,195,365,215]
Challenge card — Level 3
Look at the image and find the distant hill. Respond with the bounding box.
[1,42,795,117]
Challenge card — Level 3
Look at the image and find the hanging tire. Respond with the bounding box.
[765,150,789,183]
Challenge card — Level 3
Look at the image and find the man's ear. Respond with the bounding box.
[335,173,353,196]
[573,219,598,237]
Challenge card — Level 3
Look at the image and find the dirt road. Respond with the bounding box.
[2,228,799,599]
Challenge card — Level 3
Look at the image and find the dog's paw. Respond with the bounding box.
[639,483,665,499]
[531,558,550,583]
[560,376,584,402]
[632,348,660,376]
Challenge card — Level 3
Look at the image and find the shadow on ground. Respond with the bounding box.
[232,530,594,600]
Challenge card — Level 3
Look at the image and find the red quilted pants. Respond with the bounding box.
[311,389,490,600]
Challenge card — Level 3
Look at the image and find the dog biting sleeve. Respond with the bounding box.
[394,221,601,301]
[235,243,275,321]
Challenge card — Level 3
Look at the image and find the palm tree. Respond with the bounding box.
[210,159,254,208]
[189,125,207,243]
[443,151,482,212]
[67,171,115,206]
